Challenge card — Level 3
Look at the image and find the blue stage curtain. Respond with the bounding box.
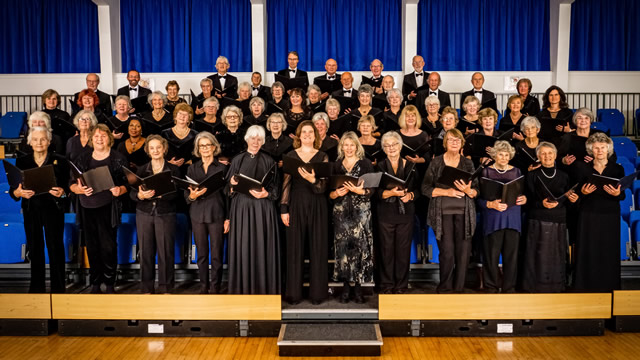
[0,0,100,73]
[266,0,402,72]
[570,0,640,71]
[417,0,550,71]
[121,0,252,73]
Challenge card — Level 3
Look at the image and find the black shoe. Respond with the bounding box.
[90,284,102,294]
[287,299,301,306]
[353,283,365,303]
[105,285,115,294]
[381,289,393,294]
[340,282,351,303]
[199,286,209,294]
[394,288,407,294]
[311,300,323,305]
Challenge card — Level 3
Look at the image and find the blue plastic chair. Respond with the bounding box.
[0,112,27,139]
[0,222,27,263]
[0,182,21,214]
[619,160,635,176]
[612,137,637,163]
[117,213,138,264]
[598,109,625,136]
[621,218,631,260]
[629,211,640,238]
[0,158,16,184]
[621,189,633,222]
[427,227,439,264]
[590,122,610,134]
[410,216,421,264]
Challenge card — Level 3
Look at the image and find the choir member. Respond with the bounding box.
[186,132,229,294]
[243,97,267,129]
[329,132,375,303]
[373,75,395,108]
[358,115,381,165]
[537,86,574,146]
[422,96,442,137]
[478,141,527,293]
[403,55,427,105]
[72,73,112,115]
[312,112,338,161]
[435,107,459,140]
[368,59,385,94]
[227,125,281,294]
[421,129,478,293]
[250,72,271,100]
[574,133,624,292]
[72,88,105,124]
[325,98,344,137]
[376,131,419,294]
[108,95,133,144]
[331,72,358,100]
[284,88,312,134]
[514,78,540,117]
[499,95,526,141]
[116,118,148,171]
[217,105,247,163]
[352,85,382,133]
[141,91,173,135]
[164,80,186,111]
[66,110,96,164]
[11,127,69,293]
[193,78,213,117]
[162,103,198,170]
[270,81,290,111]
[415,72,452,117]
[208,56,238,100]
[523,142,578,293]
[398,105,429,166]
[131,135,181,294]
[23,111,64,155]
[116,70,152,102]
[382,88,404,134]
[460,72,498,116]
[281,121,329,305]
[69,124,128,293]
[307,84,325,114]
[459,96,481,135]
[512,116,542,174]
[193,97,224,135]
[263,113,293,167]
[237,82,251,102]
[41,89,72,142]
[314,58,340,100]
[277,51,309,84]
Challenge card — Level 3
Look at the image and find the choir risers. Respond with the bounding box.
[612,290,640,332]
[277,323,383,357]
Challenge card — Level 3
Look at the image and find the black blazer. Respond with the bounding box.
[117,85,152,99]
[402,71,429,103]
[415,89,452,117]
[460,89,498,117]
[73,89,113,115]
[331,88,359,99]
[314,73,341,82]
[252,85,271,101]
[277,68,309,81]
[207,73,239,99]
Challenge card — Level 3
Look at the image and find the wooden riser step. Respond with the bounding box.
[278,323,382,357]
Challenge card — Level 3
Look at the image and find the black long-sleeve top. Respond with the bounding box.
[10,152,70,212]
[69,149,128,209]
[130,161,181,215]
[536,108,575,145]
[65,135,92,164]
[280,150,329,213]
[525,166,573,223]
[186,158,228,223]
[375,158,420,224]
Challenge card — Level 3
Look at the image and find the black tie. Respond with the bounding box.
[328,75,335,80]
[220,75,226,79]
[253,87,258,91]
[474,90,483,94]
[344,90,351,95]
[129,87,137,91]
[430,91,436,96]
[416,73,423,77]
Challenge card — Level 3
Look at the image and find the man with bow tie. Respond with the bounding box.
[313,58,341,100]
[276,51,309,83]
[459,72,497,117]
[331,72,358,99]
[415,72,452,117]
[368,59,385,94]
[207,56,238,100]
[250,72,271,101]
[117,69,151,100]
[402,55,429,105]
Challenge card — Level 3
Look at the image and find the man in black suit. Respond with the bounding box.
[368,59,385,94]
[276,51,309,82]
[73,73,112,115]
[331,72,358,99]
[250,72,271,101]
[116,70,152,113]
[402,55,428,105]
[459,72,497,117]
[207,56,238,99]
[415,72,452,117]
[313,58,340,100]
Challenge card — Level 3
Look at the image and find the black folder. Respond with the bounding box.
[3,160,57,195]
[586,170,640,191]
[168,138,195,161]
[309,100,326,114]
[436,165,483,188]
[401,139,431,158]
[274,74,309,92]
[214,85,238,97]
[332,95,358,114]
[107,117,130,134]
[233,163,277,195]
[314,78,341,95]
[219,97,250,114]
[193,119,223,135]
[126,147,150,167]
[360,76,382,89]
[172,169,226,198]
[69,161,115,193]
[329,172,383,189]
[141,116,173,135]
[379,163,416,190]
[123,168,176,198]
[372,96,389,111]
[265,101,285,116]
[130,96,150,114]
[365,148,387,162]
[51,118,78,138]
[479,175,525,206]
[190,89,204,109]
[456,118,481,134]
[468,134,497,157]
[282,155,333,178]
[514,146,539,167]
[537,176,578,203]
[328,113,355,135]
[68,98,81,114]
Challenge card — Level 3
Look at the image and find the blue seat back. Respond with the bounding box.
[0,112,27,139]
[612,137,637,163]
[621,189,633,223]
[590,122,610,134]
[621,218,630,260]
[598,109,625,136]
[0,222,26,263]
[0,182,21,214]
[427,227,439,264]
[117,213,137,264]
[0,158,16,184]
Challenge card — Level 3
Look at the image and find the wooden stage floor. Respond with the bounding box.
[1,331,639,359]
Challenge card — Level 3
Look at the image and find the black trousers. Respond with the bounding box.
[483,229,519,293]
[83,204,118,286]
[24,207,65,293]
[437,214,469,293]
[137,211,176,293]
[377,221,413,291]
[192,220,224,291]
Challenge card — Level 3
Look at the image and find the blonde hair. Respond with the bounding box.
[337,131,365,160]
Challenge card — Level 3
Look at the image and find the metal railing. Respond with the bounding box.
[2,92,640,135]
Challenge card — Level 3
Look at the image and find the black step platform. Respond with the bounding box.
[277,323,382,357]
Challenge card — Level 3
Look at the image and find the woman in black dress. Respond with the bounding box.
[358,115,382,165]
[164,80,186,113]
[523,142,578,293]
[281,121,329,305]
[512,116,542,174]
[21,111,64,155]
[263,113,293,167]
[382,89,404,135]
[66,110,97,164]
[186,132,229,294]
[41,89,72,144]
[351,84,382,134]
[499,95,526,142]
[312,112,339,161]
[269,82,289,114]
[284,88,311,135]
[536,86,574,146]
[574,133,624,292]
[329,132,375,303]
[72,88,106,124]
[399,105,430,166]
[517,78,540,117]
[130,135,181,294]
[421,129,479,293]
[109,95,134,145]
[116,118,148,172]
[307,85,326,114]
[376,131,419,294]
[422,95,442,138]
[162,103,198,172]
[193,97,224,135]
[217,105,247,164]
[459,96,482,135]
[141,91,173,135]
[244,97,267,129]
[69,124,128,294]
[325,98,345,138]
[227,125,281,294]
[10,127,69,293]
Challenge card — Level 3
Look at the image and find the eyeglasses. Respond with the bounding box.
[270,121,283,125]
[198,144,213,149]
[226,115,239,119]
[446,138,462,144]
[383,142,400,148]
[79,117,92,122]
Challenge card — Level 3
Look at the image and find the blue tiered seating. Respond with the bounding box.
[0,221,26,263]
[0,182,21,214]
[0,112,27,139]
[410,216,422,264]
[427,227,439,264]
[0,158,16,183]
[590,122,610,134]
[117,213,138,264]
[621,189,633,223]
[598,109,625,136]
[621,218,631,261]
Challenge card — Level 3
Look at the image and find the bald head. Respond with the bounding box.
[370,59,383,77]
[427,72,441,90]
[325,58,338,76]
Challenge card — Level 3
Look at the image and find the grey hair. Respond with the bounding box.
[337,131,365,160]
[244,125,266,145]
[585,132,614,158]
[147,91,167,106]
[386,88,402,102]
[73,109,98,129]
[520,116,541,132]
[325,98,340,113]
[307,84,321,94]
[488,140,516,160]
[221,105,243,126]
[271,81,285,92]
[238,81,251,93]
[200,78,213,86]
[193,131,221,157]
[572,107,595,125]
[381,131,403,150]
[266,113,287,132]
[535,141,557,158]
[462,95,480,112]
[203,96,219,108]
[28,111,51,129]
[312,112,330,129]
[27,126,52,144]
[425,95,440,107]
[249,96,265,112]
[216,56,230,66]
[358,84,374,96]
[115,95,132,109]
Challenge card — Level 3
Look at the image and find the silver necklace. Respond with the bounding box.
[541,167,556,179]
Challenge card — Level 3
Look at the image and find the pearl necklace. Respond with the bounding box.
[492,165,508,174]
[540,167,556,179]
